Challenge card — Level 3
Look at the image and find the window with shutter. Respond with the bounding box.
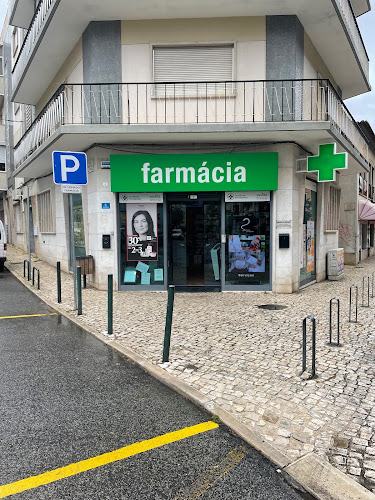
[153,45,234,96]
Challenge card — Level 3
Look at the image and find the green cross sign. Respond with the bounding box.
[307,143,347,182]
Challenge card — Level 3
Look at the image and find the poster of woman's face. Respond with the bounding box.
[126,203,158,261]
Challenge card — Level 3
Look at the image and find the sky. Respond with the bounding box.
[346,7,375,128]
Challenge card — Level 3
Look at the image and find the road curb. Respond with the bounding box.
[5,265,375,500]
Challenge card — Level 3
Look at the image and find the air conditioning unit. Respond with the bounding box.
[12,189,22,201]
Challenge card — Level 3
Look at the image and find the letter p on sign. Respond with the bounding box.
[53,151,88,185]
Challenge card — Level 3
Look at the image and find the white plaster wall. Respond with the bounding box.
[271,144,304,293]
[85,148,118,290]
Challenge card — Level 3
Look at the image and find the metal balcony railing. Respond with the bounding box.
[13,79,369,169]
[12,0,58,93]
[335,0,369,80]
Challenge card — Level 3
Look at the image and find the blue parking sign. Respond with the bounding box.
[53,151,88,185]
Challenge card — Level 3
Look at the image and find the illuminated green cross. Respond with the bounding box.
[307,144,347,182]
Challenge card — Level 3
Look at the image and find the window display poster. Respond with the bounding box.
[306,220,315,273]
[228,234,266,274]
[127,203,158,261]
[301,224,306,268]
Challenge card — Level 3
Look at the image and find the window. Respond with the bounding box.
[37,190,55,233]
[153,45,234,96]
[0,163,5,172]
[325,186,341,231]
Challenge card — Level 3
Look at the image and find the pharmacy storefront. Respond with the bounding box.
[111,152,278,291]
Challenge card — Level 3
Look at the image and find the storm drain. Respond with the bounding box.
[257,304,287,311]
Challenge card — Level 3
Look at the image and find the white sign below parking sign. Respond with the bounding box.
[53,151,88,185]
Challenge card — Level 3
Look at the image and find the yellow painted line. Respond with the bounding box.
[174,445,248,499]
[0,313,57,320]
[0,421,218,498]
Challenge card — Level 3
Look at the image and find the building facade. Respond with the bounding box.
[3,0,372,292]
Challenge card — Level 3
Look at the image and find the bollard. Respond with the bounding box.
[349,285,358,323]
[77,266,82,315]
[162,285,175,363]
[301,316,318,379]
[23,260,27,278]
[362,276,370,308]
[328,298,341,347]
[57,262,62,303]
[32,267,40,290]
[27,260,31,281]
[108,274,113,335]
[83,274,87,289]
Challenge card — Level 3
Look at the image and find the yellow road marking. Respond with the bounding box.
[174,445,248,499]
[0,313,57,320]
[0,421,218,498]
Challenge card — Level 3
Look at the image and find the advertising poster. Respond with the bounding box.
[301,225,306,269]
[126,203,158,261]
[306,220,315,273]
[228,234,266,274]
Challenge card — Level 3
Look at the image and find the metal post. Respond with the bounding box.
[349,285,358,323]
[372,271,375,298]
[32,267,35,286]
[301,316,318,379]
[37,269,40,290]
[83,274,87,289]
[77,266,82,315]
[162,285,175,363]
[23,260,27,278]
[27,186,31,281]
[57,262,62,303]
[69,194,77,310]
[362,276,370,307]
[329,298,341,347]
[108,274,113,335]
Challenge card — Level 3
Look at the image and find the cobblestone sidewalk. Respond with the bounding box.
[5,245,375,493]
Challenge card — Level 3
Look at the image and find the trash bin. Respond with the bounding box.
[75,255,94,275]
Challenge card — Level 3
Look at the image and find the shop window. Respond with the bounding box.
[0,163,5,172]
[119,202,164,287]
[225,201,270,287]
[370,224,374,248]
[362,223,368,250]
[153,45,234,96]
[325,186,341,231]
[38,190,55,233]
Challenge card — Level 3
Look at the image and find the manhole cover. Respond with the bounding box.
[257,304,287,310]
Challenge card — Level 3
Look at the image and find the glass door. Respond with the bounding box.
[69,193,86,271]
[167,193,221,290]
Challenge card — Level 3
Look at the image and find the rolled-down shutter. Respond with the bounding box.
[153,45,233,95]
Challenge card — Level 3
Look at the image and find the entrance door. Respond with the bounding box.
[167,193,221,290]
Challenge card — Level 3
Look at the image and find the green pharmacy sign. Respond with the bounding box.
[110,153,278,193]
[307,144,347,182]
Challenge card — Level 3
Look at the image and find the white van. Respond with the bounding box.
[0,220,6,271]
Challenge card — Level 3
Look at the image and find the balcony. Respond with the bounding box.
[13,79,369,179]
[9,0,36,29]
[11,0,371,105]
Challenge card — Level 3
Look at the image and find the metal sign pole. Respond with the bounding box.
[69,193,77,310]
[27,186,31,280]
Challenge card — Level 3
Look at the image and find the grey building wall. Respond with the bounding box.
[82,21,122,124]
[266,16,304,121]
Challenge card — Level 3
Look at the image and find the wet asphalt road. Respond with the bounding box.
[0,269,304,499]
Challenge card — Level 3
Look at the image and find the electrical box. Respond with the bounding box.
[327,248,344,280]
[102,234,111,249]
[279,234,290,249]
